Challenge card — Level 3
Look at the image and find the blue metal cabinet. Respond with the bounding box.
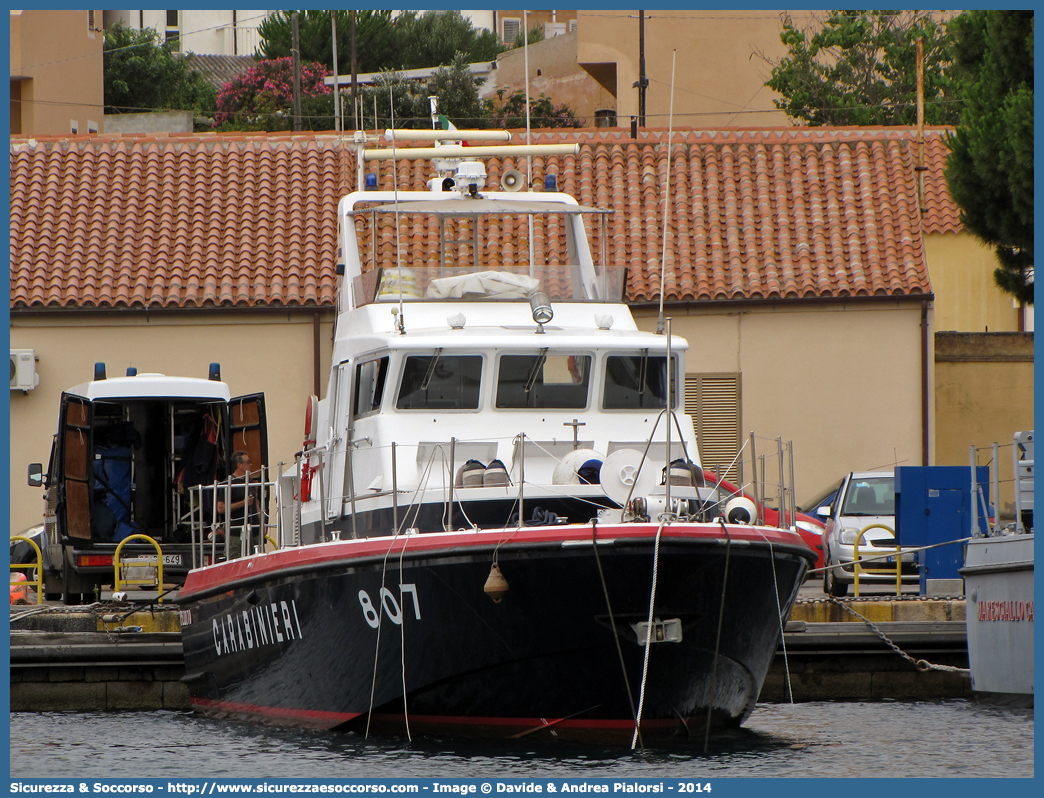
[895,465,990,592]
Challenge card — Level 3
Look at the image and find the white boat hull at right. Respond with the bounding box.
[961,533,1034,706]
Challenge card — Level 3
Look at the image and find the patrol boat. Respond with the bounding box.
[176,130,815,744]
[961,431,1034,706]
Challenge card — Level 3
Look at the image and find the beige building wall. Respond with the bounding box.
[9,9,104,136]
[9,311,335,532]
[933,332,1034,520]
[491,32,609,121]
[924,232,1025,333]
[575,9,805,126]
[632,302,931,505]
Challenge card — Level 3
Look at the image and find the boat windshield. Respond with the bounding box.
[350,198,621,304]
[496,353,591,409]
[603,354,679,410]
[841,476,895,516]
[396,353,482,410]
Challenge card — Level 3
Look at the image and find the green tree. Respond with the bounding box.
[257,10,502,74]
[945,10,1034,304]
[484,89,585,129]
[360,54,489,130]
[103,21,215,116]
[513,24,545,50]
[764,10,960,126]
[256,10,397,75]
[393,10,504,69]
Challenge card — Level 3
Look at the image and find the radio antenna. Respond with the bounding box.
[656,50,677,335]
[389,89,405,335]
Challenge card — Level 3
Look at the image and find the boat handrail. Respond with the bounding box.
[187,468,279,566]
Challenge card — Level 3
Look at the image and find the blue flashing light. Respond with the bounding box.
[364,174,378,190]
[544,174,557,191]
[209,363,221,381]
[94,362,106,381]
[126,367,137,377]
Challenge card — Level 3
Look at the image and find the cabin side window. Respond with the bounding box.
[354,357,389,417]
[496,354,591,409]
[396,354,482,410]
[602,354,679,409]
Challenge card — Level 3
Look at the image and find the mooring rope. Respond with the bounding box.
[589,519,643,750]
[703,520,732,753]
[754,528,794,703]
[397,531,412,741]
[365,450,441,738]
[631,517,668,750]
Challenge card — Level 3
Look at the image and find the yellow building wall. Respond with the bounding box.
[575,9,802,125]
[934,333,1034,521]
[492,33,610,122]
[923,232,1022,333]
[9,311,335,532]
[632,302,931,505]
[9,9,104,136]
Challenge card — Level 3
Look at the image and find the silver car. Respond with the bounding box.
[819,469,917,596]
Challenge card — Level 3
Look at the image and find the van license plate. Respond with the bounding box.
[163,555,182,565]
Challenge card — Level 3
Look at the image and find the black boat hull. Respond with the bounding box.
[178,523,812,743]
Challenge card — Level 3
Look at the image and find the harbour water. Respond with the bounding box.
[9,700,1033,778]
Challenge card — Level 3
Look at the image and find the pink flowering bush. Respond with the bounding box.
[215,58,332,130]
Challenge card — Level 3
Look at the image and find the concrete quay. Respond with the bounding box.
[9,590,970,712]
[9,602,190,712]
[761,592,969,702]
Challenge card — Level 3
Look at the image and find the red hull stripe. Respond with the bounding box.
[192,697,360,727]
[372,713,680,731]
[181,522,808,598]
[190,700,681,734]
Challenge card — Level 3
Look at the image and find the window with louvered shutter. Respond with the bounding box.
[502,18,521,43]
[684,374,741,480]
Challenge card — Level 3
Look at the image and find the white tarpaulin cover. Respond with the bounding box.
[425,271,540,299]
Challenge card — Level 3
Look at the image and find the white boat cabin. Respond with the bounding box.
[288,173,703,538]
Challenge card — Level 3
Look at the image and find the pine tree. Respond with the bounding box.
[945,10,1034,304]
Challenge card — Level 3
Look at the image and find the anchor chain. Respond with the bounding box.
[827,597,970,675]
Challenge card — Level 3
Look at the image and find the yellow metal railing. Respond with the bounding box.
[10,535,44,605]
[852,523,903,597]
[114,534,165,601]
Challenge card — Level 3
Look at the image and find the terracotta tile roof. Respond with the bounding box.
[357,127,952,303]
[11,126,957,310]
[182,53,258,93]
[10,133,346,309]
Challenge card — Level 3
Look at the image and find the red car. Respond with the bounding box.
[701,469,825,570]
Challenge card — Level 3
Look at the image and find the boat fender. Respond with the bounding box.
[552,448,604,485]
[484,562,509,603]
[724,496,757,524]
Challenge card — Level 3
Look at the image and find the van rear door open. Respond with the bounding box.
[59,393,93,543]
[228,393,267,472]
